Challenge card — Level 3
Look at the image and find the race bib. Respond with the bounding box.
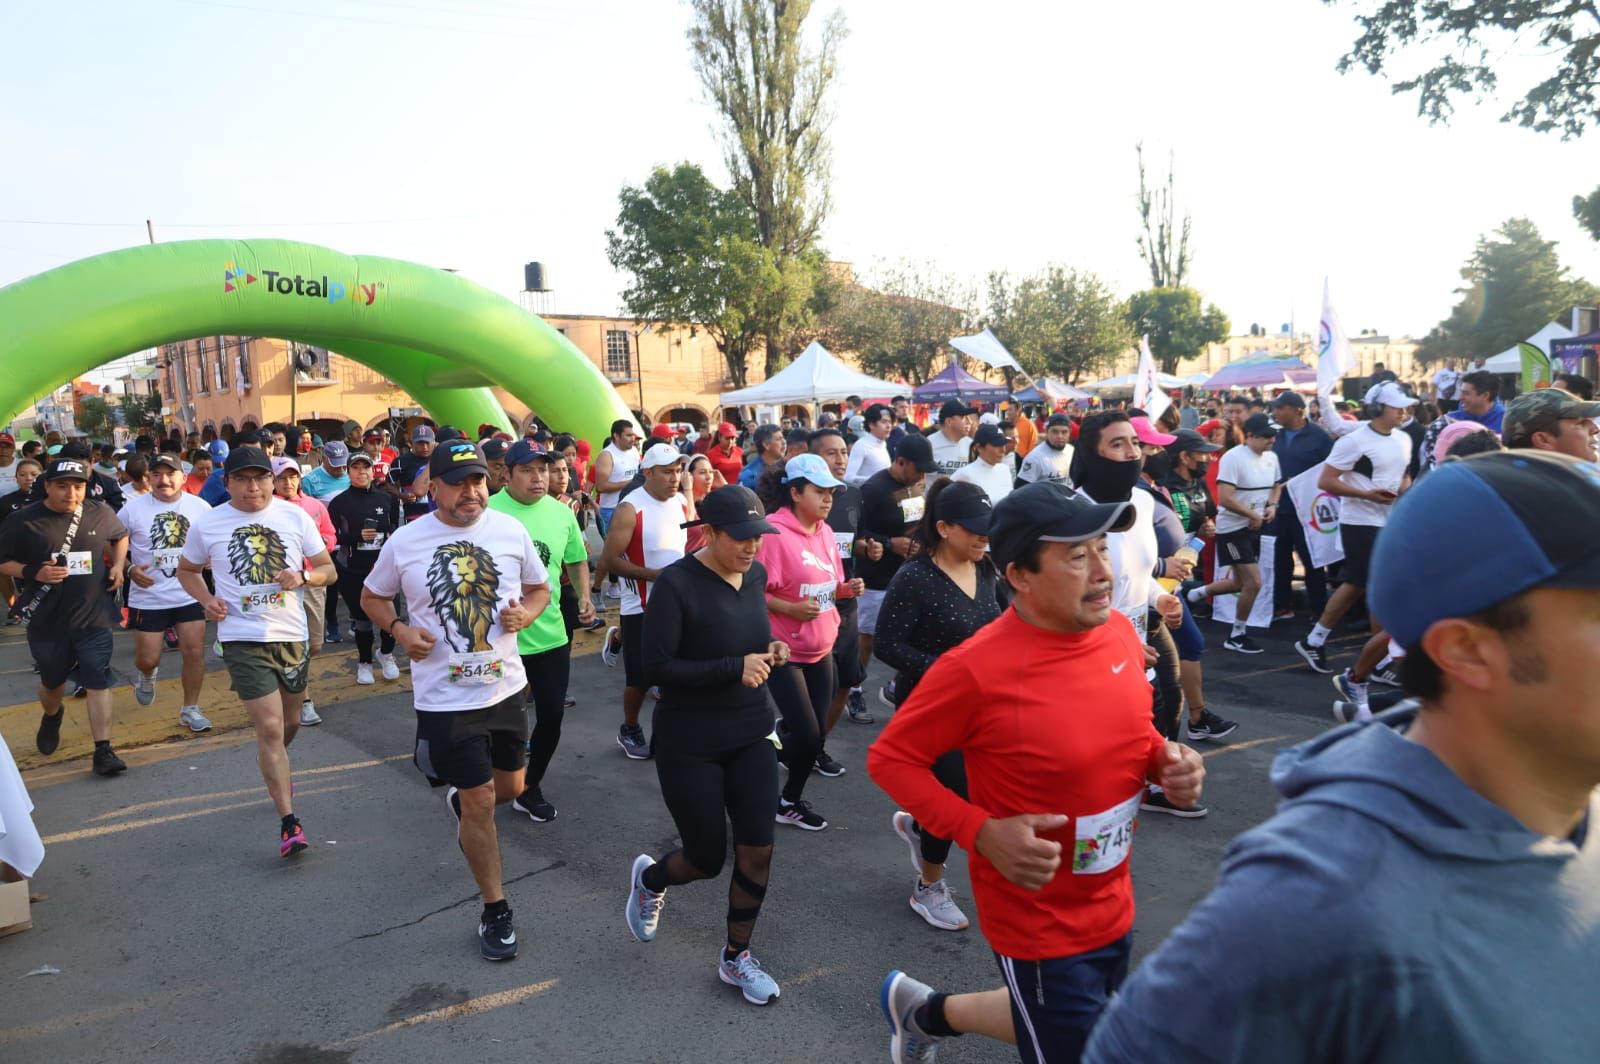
[64,551,94,576]
[152,548,183,570]
[447,651,504,685]
[833,531,854,558]
[357,532,386,552]
[898,495,925,524]
[1072,792,1142,875]
[239,583,288,613]
[799,580,837,612]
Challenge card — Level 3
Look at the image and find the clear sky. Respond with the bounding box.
[3,0,1596,366]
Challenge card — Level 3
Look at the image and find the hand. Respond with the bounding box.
[1143,643,1159,667]
[788,597,822,621]
[1155,592,1182,629]
[889,536,913,558]
[975,813,1069,891]
[34,563,69,585]
[395,623,437,662]
[203,596,229,623]
[274,569,305,591]
[766,640,791,667]
[862,538,884,562]
[576,596,596,625]
[128,564,157,589]
[845,577,866,597]
[1247,513,1263,531]
[498,596,535,633]
[1199,518,1216,538]
[105,566,124,592]
[740,652,772,688]
[1367,488,1398,504]
[1153,741,1205,809]
[1163,556,1193,582]
[361,528,378,543]
[1263,504,1278,523]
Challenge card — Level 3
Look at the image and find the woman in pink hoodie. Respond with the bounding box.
[756,454,864,831]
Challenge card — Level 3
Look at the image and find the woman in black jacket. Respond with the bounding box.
[325,452,402,683]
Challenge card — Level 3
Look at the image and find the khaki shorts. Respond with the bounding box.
[302,584,326,654]
[222,640,311,702]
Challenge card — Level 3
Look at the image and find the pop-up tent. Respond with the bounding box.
[719,342,902,406]
[1012,377,1093,404]
[1483,321,1572,374]
[913,362,1010,403]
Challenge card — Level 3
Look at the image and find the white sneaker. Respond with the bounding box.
[378,653,400,681]
[356,662,375,685]
[133,669,158,706]
[909,877,970,931]
[299,700,322,726]
[179,705,212,732]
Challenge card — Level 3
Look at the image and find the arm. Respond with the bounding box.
[105,534,129,591]
[1214,480,1259,522]
[592,451,628,495]
[297,550,338,588]
[600,504,658,582]
[844,441,866,486]
[872,569,937,677]
[177,557,225,621]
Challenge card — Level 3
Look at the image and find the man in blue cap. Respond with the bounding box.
[199,439,233,505]
[1084,450,1600,1062]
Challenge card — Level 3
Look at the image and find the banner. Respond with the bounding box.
[1132,335,1171,422]
[1519,341,1552,393]
[1286,464,1345,568]
[1211,534,1276,629]
[1316,279,1354,429]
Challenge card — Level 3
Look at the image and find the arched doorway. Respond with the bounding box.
[654,404,711,432]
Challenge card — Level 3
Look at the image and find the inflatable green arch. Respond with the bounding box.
[0,238,636,443]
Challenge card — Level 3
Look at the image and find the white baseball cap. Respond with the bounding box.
[640,442,686,470]
[1365,381,1419,410]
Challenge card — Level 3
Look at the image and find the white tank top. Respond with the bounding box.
[618,486,688,616]
[598,442,641,509]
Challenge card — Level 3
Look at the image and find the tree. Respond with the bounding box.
[818,262,975,385]
[1124,288,1230,375]
[77,396,115,441]
[1576,185,1600,241]
[1325,1,1600,138]
[985,268,1133,384]
[1135,143,1191,288]
[1417,217,1600,363]
[687,0,846,376]
[119,393,162,434]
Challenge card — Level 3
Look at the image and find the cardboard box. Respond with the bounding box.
[0,862,31,938]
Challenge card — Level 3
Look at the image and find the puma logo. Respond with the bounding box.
[1111,661,1128,675]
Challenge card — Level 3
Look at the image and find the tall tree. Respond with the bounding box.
[1124,288,1230,375]
[1325,1,1600,138]
[986,268,1133,384]
[1417,216,1600,363]
[1576,185,1600,241]
[1135,143,1192,289]
[818,262,975,385]
[687,0,846,376]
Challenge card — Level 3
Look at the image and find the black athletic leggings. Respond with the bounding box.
[643,737,778,953]
[520,642,572,789]
[915,751,967,867]
[1146,615,1182,741]
[338,562,394,664]
[768,657,836,804]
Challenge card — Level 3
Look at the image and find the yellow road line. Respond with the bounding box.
[41,783,357,845]
[1199,734,1293,758]
[85,756,410,823]
[327,980,559,1048]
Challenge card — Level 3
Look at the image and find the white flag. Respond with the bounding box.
[1317,279,1353,405]
[1133,335,1171,422]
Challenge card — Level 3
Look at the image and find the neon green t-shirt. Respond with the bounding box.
[487,490,586,654]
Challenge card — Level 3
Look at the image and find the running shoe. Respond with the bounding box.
[616,724,651,760]
[511,788,557,822]
[909,878,969,932]
[625,853,666,943]
[1332,669,1369,706]
[1223,634,1264,655]
[1332,700,1360,724]
[563,695,577,708]
[580,615,607,632]
[846,688,874,724]
[1140,789,1208,818]
[479,905,518,962]
[325,625,343,644]
[299,700,322,726]
[378,653,401,681]
[718,948,780,1006]
[891,812,923,876]
[877,682,899,710]
[601,626,621,667]
[1295,638,1331,674]
[92,744,127,777]
[279,819,308,858]
[179,705,212,733]
[64,678,83,699]
[814,749,845,777]
[604,579,622,600]
[1273,608,1297,622]
[35,708,64,755]
[776,798,827,831]
[1370,666,1401,687]
[357,662,375,685]
[1186,709,1238,742]
[880,970,943,1063]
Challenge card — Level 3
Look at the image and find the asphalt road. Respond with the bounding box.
[0,606,1373,1063]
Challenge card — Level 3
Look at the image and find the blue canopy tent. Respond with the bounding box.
[914,362,1010,403]
[1013,377,1093,404]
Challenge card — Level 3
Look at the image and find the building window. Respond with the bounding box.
[214,335,229,392]
[237,338,252,391]
[193,339,208,394]
[605,329,632,378]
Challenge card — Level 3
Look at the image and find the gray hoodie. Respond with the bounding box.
[1086,705,1600,1063]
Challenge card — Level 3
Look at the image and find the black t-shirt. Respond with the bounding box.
[825,483,863,580]
[857,469,924,591]
[0,500,128,633]
[0,489,31,527]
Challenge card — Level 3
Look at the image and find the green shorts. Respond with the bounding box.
[222,640,311,701]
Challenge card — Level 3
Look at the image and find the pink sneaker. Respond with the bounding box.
[279,820,308,858]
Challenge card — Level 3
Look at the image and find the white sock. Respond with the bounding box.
[1354,702,1374,722]
[1187,587,1207,604]
[1230,623,1247,638]
[849,686,861,694]
[1308,624,1331,648]
[140,668,157,680]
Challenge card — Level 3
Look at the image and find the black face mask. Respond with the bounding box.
[1076,451,1145,503]
[1143,450,1173,482]
[1193,459,1211,477]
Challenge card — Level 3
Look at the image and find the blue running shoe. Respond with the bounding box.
[881,970,943,1062]
[625,854,665,942]
[718,949,779,1005]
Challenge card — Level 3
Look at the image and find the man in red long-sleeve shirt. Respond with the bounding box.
[869,480,1206,1064]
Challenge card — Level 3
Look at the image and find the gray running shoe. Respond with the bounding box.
[299,700,322,726]
[881,970,943,1062]
[617,724,651,760]
[133,669,157,706]
[718,948,779,1005]
[179,705,212,733]
[891,811,923,876]
[625,853,666,942]
[846,689,874,724]
[908,878,969,932]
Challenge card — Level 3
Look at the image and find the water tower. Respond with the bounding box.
[520,262,552,316]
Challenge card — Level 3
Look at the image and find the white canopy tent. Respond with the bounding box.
[948,328,1023,371]
[1483,321,1573,374]
[719,341,903,406]
[1085,370,1188,394]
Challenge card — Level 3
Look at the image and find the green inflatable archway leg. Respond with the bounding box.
[0,238,637,444]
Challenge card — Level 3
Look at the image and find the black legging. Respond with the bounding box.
[916,751,967,867]
[338,563,394,664]
[521,642,572,789]
[642,737,778,953]
[768,657,836,804]
[325,561,342,632]
[1146,616,1182,741]
[559,582,579,639]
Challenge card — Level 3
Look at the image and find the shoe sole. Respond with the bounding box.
[93,762,127,777]
[1191,723,1238,742]
[718,964,777,1005]
[908,894,968,931]
[814,765,845,778]
[775,812,827,831]
[300,717,322,726]
[280,838,308,858]
[182,718,213,733]
[479,932,518,961]
[891,812,922,877]
[848,712,875,724]
[1295,641,1332,674]
[357,673,375,685]
[625,853,657,943]
[1331,700,1357,724]
[1223,642,1264,654]
[876,689,897,710]
[1140,802,1208,819]
[616,735,651,760]
[511,799,556,823]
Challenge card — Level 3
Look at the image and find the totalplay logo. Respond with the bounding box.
[223,261,256,293]
[223,262,382,306]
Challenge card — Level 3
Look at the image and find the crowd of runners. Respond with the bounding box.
[1,374,1597,1060]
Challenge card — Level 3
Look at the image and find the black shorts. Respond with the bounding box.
[621,612,646,689]
[1215,529,1261,567]
[1339,523,1381,589]
[30,626,114,691]
[412,693,530,790]
[127,602,206,633]
[831,597,863,689]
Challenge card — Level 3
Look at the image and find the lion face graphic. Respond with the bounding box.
[227,524,289,586]
[150,511,191,575]
[426,541,502,653]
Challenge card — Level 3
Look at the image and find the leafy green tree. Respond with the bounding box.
[1418,217,1600,363]
[1124,288,1230,375]
[688,0,845,376]
[118,393,162,434]
[1325,1,1600,138]
[986,268,1132,384]
[819,262,975,385]
[1576,185,1600,242]
[77,396,115,441]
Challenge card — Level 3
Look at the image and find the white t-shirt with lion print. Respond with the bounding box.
[120,490,212,610]
[363,508,549,712]
[182,497,327,644]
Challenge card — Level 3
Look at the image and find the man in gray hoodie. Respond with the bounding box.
[1086,449,1600,1063]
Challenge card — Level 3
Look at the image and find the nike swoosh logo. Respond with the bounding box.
[1111,662,1127,674]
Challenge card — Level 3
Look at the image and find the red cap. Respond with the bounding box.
[0,433,14,444]
[717,422,738,438]
[650,424,675,440]
[1195,418,1224,438]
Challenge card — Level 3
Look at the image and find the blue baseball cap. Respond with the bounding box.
[208,440,230,462]
[1371,451,1600,649]
[506,439,557,467]
[322,440,349,467]
[783,453,845,489]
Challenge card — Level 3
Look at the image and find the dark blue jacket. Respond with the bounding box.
[1271,422,1333,499]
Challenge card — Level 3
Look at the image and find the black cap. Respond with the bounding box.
[507,440,558,466]
[934,482,995,534]
[683,485,779,539]
[347,450,375,466]
[224,446,273,476]
[939,400,977,421]
[1270,391,1306,409]
[59,441,91,460]
[973,423,1006,448]
[428,440,489,485]
[1243,413,1278,438]
[481,438,510,461]
[148,452,185,472]
[1046,413,1073,429]
[892,433,939,473]
[436,426,464,443]
[1168,428,1221,454]
[989,481,1137,572]
[42,457,91,482]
